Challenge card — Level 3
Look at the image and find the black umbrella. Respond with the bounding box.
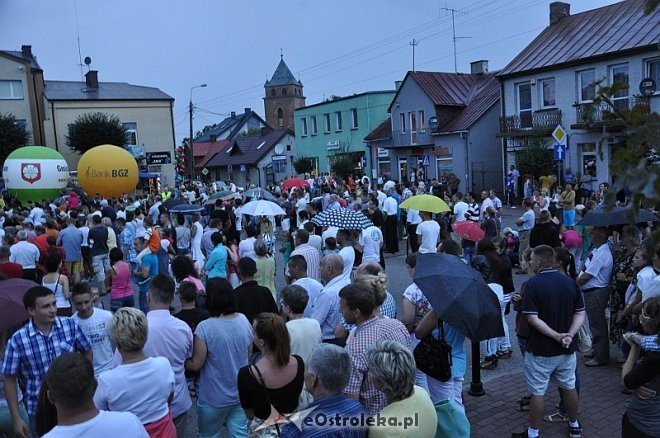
[168,203,205,214]
[162,198,186,210]
[579,207,659,227]
[311,208,373,229]
[413,253,504,341]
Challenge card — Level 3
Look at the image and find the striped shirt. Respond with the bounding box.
[291,243,321,282]
[2,317,91,415]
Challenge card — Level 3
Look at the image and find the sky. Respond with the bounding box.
[1,0,618,143]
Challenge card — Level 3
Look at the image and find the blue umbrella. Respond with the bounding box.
[413,253,503,341]
[168,203,205,214]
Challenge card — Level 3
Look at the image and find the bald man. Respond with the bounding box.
[313,254,351,345]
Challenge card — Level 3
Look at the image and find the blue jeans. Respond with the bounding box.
[196,400,247,438]
[138,289,149,313]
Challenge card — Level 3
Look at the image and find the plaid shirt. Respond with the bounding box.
[2,317,91,415]
[119,227,137,262]
[340,291,397,331]
[344,317,411,415]
[641,335,660,352]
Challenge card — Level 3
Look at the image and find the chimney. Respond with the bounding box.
[395,81,402,90]
[550,2,570,25]
[230,111,236,119]
[470,60,489,75]
[210,134,217,143]
[85,70,98,89]
[260,126,273,136]
[21,45,32,59]
[244,107,251,115]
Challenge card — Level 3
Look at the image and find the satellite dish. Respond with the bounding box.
[84,57,92,66]
[428,117,439,130]
[274,144,284,155]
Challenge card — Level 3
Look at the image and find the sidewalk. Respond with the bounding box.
[464,357,629,437]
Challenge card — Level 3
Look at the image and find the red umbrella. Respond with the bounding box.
[453,220,485,242]
[282,178,310,190]
[0,278,38,331]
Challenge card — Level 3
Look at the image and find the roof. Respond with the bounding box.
[194,139,230,168]
[44,80,173,101]
[499,0,658,78]
[0,50,41,70]
[364,118,392,142]
[205,129,292,167]
[437,73,500,132]
[265,57,302,87]
[195,110,270,142]
[295,90,395,112]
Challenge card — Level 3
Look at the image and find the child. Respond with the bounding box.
[323,237,339,257]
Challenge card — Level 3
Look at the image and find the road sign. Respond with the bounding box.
[201,168,209,176]
[552,125,567,146]
[271,155,287,161]
[422,154,430,166]
[554,144,566,161]
[240,164,247,172]
[360,156,367,168]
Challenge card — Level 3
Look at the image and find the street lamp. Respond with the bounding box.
[189,83,207,180]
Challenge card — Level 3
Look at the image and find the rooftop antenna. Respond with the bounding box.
[409,39,419,71]
[440,7,472,73]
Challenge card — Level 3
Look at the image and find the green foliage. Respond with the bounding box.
[236,127,263,138]
[0,113,30,163]
[195,123,217,140]
[515,130,556,182]
[66,112,128,155]
[330,154,355,180]
[293,156,315,175]
[645,0,659,14]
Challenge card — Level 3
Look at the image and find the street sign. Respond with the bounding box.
[146,151,171,165]
[240,164,247,172]
[422,154,430,166]
[360,156,367,168]
[552,125,567,146]
[201,168,209,176]
[554,144,566,161]
[271,155,287,161]
[428,117,439,130]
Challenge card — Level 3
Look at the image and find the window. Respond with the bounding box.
[277,108,284,127]
[580,143,597,179]
[409,112,417,143]
[517,82,532,128]
[274,160,287,174]
[271,89,276,97]
[436,158,453,178]
[282,88,287,95]
[350,108,358,129]
[335,111,342,131]
[0,80,24,99]
[324,113,331,133]
[286,144,291,151]
[646,58,660,91]
[610,63,629,109]
[419,110,426,131]
[400,113,406,133]
[540,78,556,108]
[301,118,308,136]
[123,123,138,147]
[311,116,317,135]
[577,69,596,102]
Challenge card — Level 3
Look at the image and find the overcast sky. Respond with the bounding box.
[1,0,616,143]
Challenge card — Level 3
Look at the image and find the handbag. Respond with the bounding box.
[576,322,592,354]
[413,319,453,382]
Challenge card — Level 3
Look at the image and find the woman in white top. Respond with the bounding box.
[190,213,204,271]
[101,217,117,250]
[41,252,70,316]
[94,308,176,437]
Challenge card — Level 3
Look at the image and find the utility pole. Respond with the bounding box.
[440,7,471,73]
[409,39,419,71]
[189,84,207,180]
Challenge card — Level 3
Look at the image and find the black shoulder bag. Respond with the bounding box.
[413,319,453,382]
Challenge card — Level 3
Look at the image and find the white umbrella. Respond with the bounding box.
[235,199,285,217]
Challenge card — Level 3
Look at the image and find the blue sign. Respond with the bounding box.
[240,164,247,172]
[360,156,367,168]
[422,154,430,166]
[554,144,565,161]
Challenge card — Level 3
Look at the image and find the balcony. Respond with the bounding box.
[498,108,562,137]
[572,96,651,131]
[392,129,433,147]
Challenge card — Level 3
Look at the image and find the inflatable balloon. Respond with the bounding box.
[77,145,138,198]
[3,146,70,203]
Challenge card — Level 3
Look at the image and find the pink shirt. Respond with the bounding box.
[110,262,133,299]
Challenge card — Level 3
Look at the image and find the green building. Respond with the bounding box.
[293,89,395,178]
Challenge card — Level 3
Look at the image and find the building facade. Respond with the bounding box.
[264,57,305,131]
[294,90,396,178]
[498,0,658,187]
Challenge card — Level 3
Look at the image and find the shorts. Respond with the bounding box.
[524,352,576,396]
[563,209,576,227]
[65,260,83,273]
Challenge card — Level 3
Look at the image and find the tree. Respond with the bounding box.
[329,153,355,180]
[66,112,128,155]
[236,127,263,138]
[515,130,557,182]
[293,156,315,175]
[0,113,30,163]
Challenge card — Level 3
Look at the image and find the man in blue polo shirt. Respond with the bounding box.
[513,245,585,438]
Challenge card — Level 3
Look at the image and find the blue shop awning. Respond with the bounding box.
[139,171,159,179]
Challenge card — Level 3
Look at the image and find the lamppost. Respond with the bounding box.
[188,83,207,180]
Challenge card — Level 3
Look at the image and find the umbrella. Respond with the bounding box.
[400,194,451,213]
[167,203,205,214]
[452,220,485,242]
[236,200,286,217]
[282,178,310,190]
[413,253,504,341]
[579,207,659,227]
[0,278,38,331]
[242,188,275,201]
[311,208,373,229]
[162,198,186,210]
[205,190,238,205]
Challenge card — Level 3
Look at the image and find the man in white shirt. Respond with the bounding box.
[383,179,396,192]
[29,203,44,225]
[452,192,469,224]
[9,230,40,281]
[376,188,387,210]
[313,254,350,344]
[515,199,536,254]
[295,192,308,218]
[287,255,324,317]
[480,190,494,221]
[71,284,114,376]
[382,189,399,254]
[360,225,383,266]
[337,229,355,281]
[576,227,613,366]
[303,222,323,255]
[290,229,321,281]
[43,353,148,438]
[147,196,162,225]
[416,211,440,254]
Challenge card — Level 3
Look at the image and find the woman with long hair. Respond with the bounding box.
[105,247,134,311]
[41,252,71,317]
[610,226,642,347]
[237,313,304,435]
[186,278,253,437]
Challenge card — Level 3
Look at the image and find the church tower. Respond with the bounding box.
[264,55,305,131]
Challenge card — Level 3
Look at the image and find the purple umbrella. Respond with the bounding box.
[0,278,38,331]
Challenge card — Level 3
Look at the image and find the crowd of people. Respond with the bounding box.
[0,171,657,438]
